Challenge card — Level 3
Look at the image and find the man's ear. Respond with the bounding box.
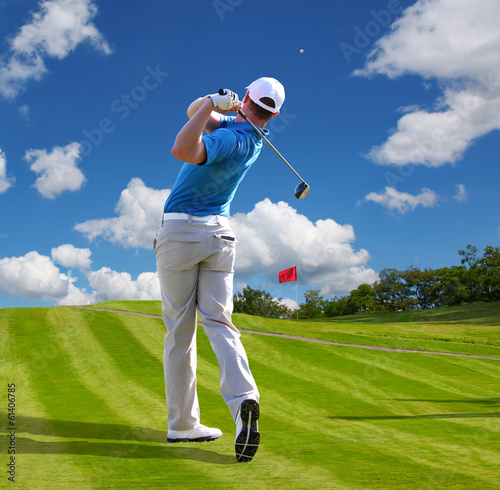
[243,92,250,102]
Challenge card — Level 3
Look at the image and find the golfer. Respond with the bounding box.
[154,77,285,462]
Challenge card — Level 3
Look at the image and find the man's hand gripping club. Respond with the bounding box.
[210,89,241,112]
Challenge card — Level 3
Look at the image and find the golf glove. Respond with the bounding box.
[210,89,239,111]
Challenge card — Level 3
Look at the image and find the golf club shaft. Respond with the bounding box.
[237,109,307,184]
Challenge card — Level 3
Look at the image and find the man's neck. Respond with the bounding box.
[234,106,267,128]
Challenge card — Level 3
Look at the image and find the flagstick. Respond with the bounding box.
[296,280,298,320]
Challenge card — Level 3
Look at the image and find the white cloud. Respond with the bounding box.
[75,178,170,248]
[279,297,298,311]
[75,179,377,297]
[0,193,379,304]
[0,247,160,305]
[87,268,160,302]
[75,178,377,295]
[453,183,468,202]
[18,104,30,121]
[0,53,46,100]
[355,0,500,80]
[230,199,378,297]
[0,251,75,302]
[0,0,111,99]
[365,90,500,167]
[365,186,439,214]
[51,244,92,270]
[0,149,15,193]
[355,0,500,167]
[25,142,86,198]
[58,282,97,306]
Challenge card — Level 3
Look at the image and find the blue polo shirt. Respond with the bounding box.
[163,115,266,217]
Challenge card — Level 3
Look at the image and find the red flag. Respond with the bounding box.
[279,266,297,284]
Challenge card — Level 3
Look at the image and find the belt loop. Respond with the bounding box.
[188,215,192,224]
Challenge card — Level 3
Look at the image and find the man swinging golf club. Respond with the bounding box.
[154,77,285,462]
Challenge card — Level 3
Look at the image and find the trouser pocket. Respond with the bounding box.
[156,229,202,270]
[210,233,236,272]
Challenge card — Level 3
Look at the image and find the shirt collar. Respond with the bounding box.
[226,119,269,137]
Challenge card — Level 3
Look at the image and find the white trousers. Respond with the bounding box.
[154,214,259,431]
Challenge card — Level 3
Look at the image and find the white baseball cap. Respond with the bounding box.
[246,77,285,114]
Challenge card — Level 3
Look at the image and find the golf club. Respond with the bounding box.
[217,89,310,199]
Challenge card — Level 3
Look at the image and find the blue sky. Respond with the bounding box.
[0,0,499,309]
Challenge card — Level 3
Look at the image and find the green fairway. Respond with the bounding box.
[1,302,499,488]
[235,302,500,358]
[87,300,500,357]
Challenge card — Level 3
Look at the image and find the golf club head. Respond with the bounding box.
[294,181,310,199]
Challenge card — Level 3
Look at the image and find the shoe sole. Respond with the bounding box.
[235,399,260,463]
[166,435,221,443]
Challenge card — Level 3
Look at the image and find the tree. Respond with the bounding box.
[345,283,377,314]
[458,245,482,302]
[404,266,440,309]
[374,268,414,311]
[298,289,325,318]
[233,286,292,319]
[323,296,348,317]
[459,245,500,302]
[435,266,471,306]
[477,246,500,301]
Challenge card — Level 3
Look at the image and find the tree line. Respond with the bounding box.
[233,245,500,319]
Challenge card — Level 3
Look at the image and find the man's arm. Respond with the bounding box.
[171,98,214,164]
[171,94,241,165]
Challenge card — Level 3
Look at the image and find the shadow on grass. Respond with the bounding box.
[330,412,499,421]
[391,398,500,405]
[330,398,500,420]
[15,437,234,463]
[2,414,234,464]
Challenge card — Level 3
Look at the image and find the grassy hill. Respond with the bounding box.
[87,300,500,357]
[1,302,499,488]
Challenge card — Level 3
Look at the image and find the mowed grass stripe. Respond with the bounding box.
[70,307,235,427]
[5,308,119,488]
[1,309,88,487]
[72,307,235,398]
[246,334,478,420]
[249,333,499,432]
[90,306,500,486]
[7,308,122,423]
[245,334,411,411]
[243,339,433,486]
[4,303,499,488]
[232,302,500,358]
[249,373,466,487]
[38,308,236,487]
[62,307,257,483]
[242,333,500,487]
[66,309,165,397]
[46,307,167,428]
[83,300,163,316]
[108,312,346,486]
[46,309,221,488]
[327,346,499,401]
[0,307,10,360]
[77,304,500,357]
